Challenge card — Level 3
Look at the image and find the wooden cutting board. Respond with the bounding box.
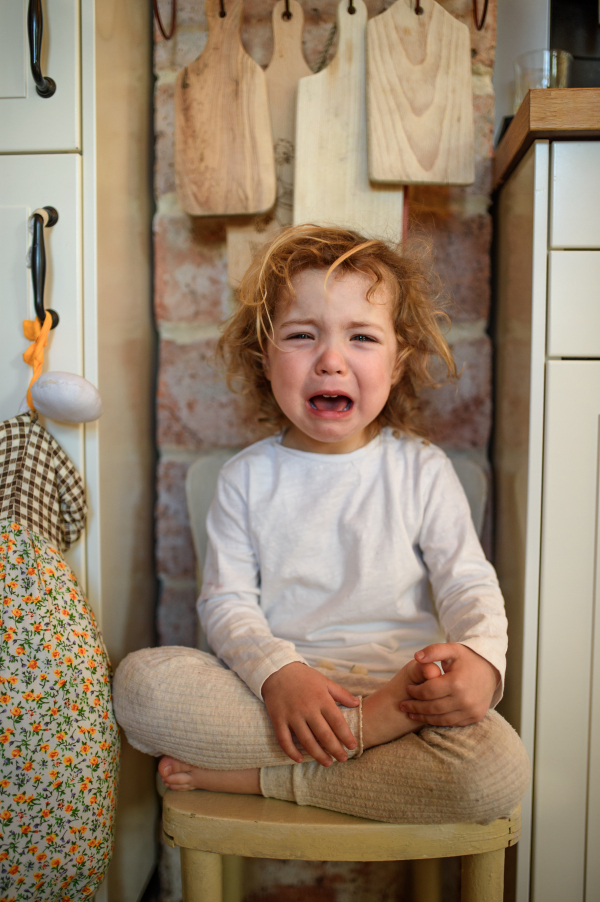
[174,0,276,216]
[293,0,403,241]
[367,0,474,185]
[226,0,312,287]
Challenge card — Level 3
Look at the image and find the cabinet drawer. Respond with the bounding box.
[548,251,600,357]
[0,0,80,152]
[550,143,600,249]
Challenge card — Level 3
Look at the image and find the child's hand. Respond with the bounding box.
[399,644,499,727]
[262,662,360,766]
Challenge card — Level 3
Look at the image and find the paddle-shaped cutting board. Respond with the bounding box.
[367,0,474,185]
[293,0,403,241]
[226,0,312,286]
[174,0,276,216]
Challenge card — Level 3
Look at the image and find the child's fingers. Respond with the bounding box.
[420,662,444,680]
[400,695,458,717]
[415,644,459,665]
[322,702,357,751]
[307,715,350,764]
[273,722,305,764]
[292,721,334,767]
[406,676,451,700]
[327,681,360,708]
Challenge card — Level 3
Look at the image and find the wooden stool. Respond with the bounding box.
[163,790,520,902]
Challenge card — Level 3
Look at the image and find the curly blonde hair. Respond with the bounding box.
[217,223,457,439]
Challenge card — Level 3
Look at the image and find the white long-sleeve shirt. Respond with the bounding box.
[198,429,507,705]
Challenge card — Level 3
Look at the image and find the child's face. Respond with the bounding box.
[264,268,399,454]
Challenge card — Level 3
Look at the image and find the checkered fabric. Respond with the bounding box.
[0,411,86,550]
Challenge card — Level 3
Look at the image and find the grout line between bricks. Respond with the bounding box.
[158,321,222,343]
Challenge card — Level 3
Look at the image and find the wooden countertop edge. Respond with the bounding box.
[493,88,600,190]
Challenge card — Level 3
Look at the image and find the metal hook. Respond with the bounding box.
[415,0,424,15]
[28,207,60,330]
[219,0,226,17]
[282,0,292,20]
[153,0,177,40]
[348,0,356,13]
[472,0,488,30]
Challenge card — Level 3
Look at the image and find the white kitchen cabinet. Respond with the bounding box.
[0,153,85,580]
[548,251,600,357]
[495,138,600,902]
[0,0,80,152]
[0,154,82,448]
[0,3,157,901]
[550,143,600,249]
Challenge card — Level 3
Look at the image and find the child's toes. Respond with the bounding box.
[164,771,194,791]
[159,755,189,781]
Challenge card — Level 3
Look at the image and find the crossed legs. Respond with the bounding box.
[113,647,530,825]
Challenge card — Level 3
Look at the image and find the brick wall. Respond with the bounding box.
[153,1,497,897]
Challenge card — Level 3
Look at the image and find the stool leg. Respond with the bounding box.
[413,858,442,902]
[180,847,223,902]
[461,849,504,902]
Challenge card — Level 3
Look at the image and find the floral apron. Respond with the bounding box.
[0,520,120,902]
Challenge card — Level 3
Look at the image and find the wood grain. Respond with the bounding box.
[367,0,474,186]
[174,0,276,217]
[226,0,311,287]
[293,0,404,242]
[493,88,600,190]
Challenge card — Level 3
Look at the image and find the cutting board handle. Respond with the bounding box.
[205,0,243,33]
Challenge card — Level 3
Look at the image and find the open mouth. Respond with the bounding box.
[309,394,353,412]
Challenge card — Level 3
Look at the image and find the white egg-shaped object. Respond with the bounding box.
[30,372,103,423]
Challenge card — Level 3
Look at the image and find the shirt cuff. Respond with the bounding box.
[457,638,506,709]
[241,650,309,700]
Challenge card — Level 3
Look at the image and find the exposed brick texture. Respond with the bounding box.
[154,215,228,324]
[157,338,267,450]
[408,210,492,323]
[156,581,198,648]
[422,337,493,449]
[156,460,196,580]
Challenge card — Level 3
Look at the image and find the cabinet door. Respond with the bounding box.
[0,0,80,151]
[550,143,600,249]
[548,251,600,358]
[0,153,84,577]
[534,361,600,902]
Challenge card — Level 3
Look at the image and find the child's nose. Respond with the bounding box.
[315,344,347,375]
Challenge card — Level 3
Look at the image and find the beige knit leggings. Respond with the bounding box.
[113,646,530,825]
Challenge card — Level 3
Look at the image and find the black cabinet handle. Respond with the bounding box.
[30,207,59,329]
[27,0,56,98]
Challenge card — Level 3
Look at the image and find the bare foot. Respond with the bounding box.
[362,659,441,750]
[158,756,261,794]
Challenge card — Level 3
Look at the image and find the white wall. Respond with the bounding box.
[493,0,550,141]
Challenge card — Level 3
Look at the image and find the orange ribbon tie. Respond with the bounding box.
[22,311,52,411]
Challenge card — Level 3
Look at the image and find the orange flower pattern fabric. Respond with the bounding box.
[0,520,120,901]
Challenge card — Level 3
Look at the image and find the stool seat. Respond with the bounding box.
[163,790,520,902]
